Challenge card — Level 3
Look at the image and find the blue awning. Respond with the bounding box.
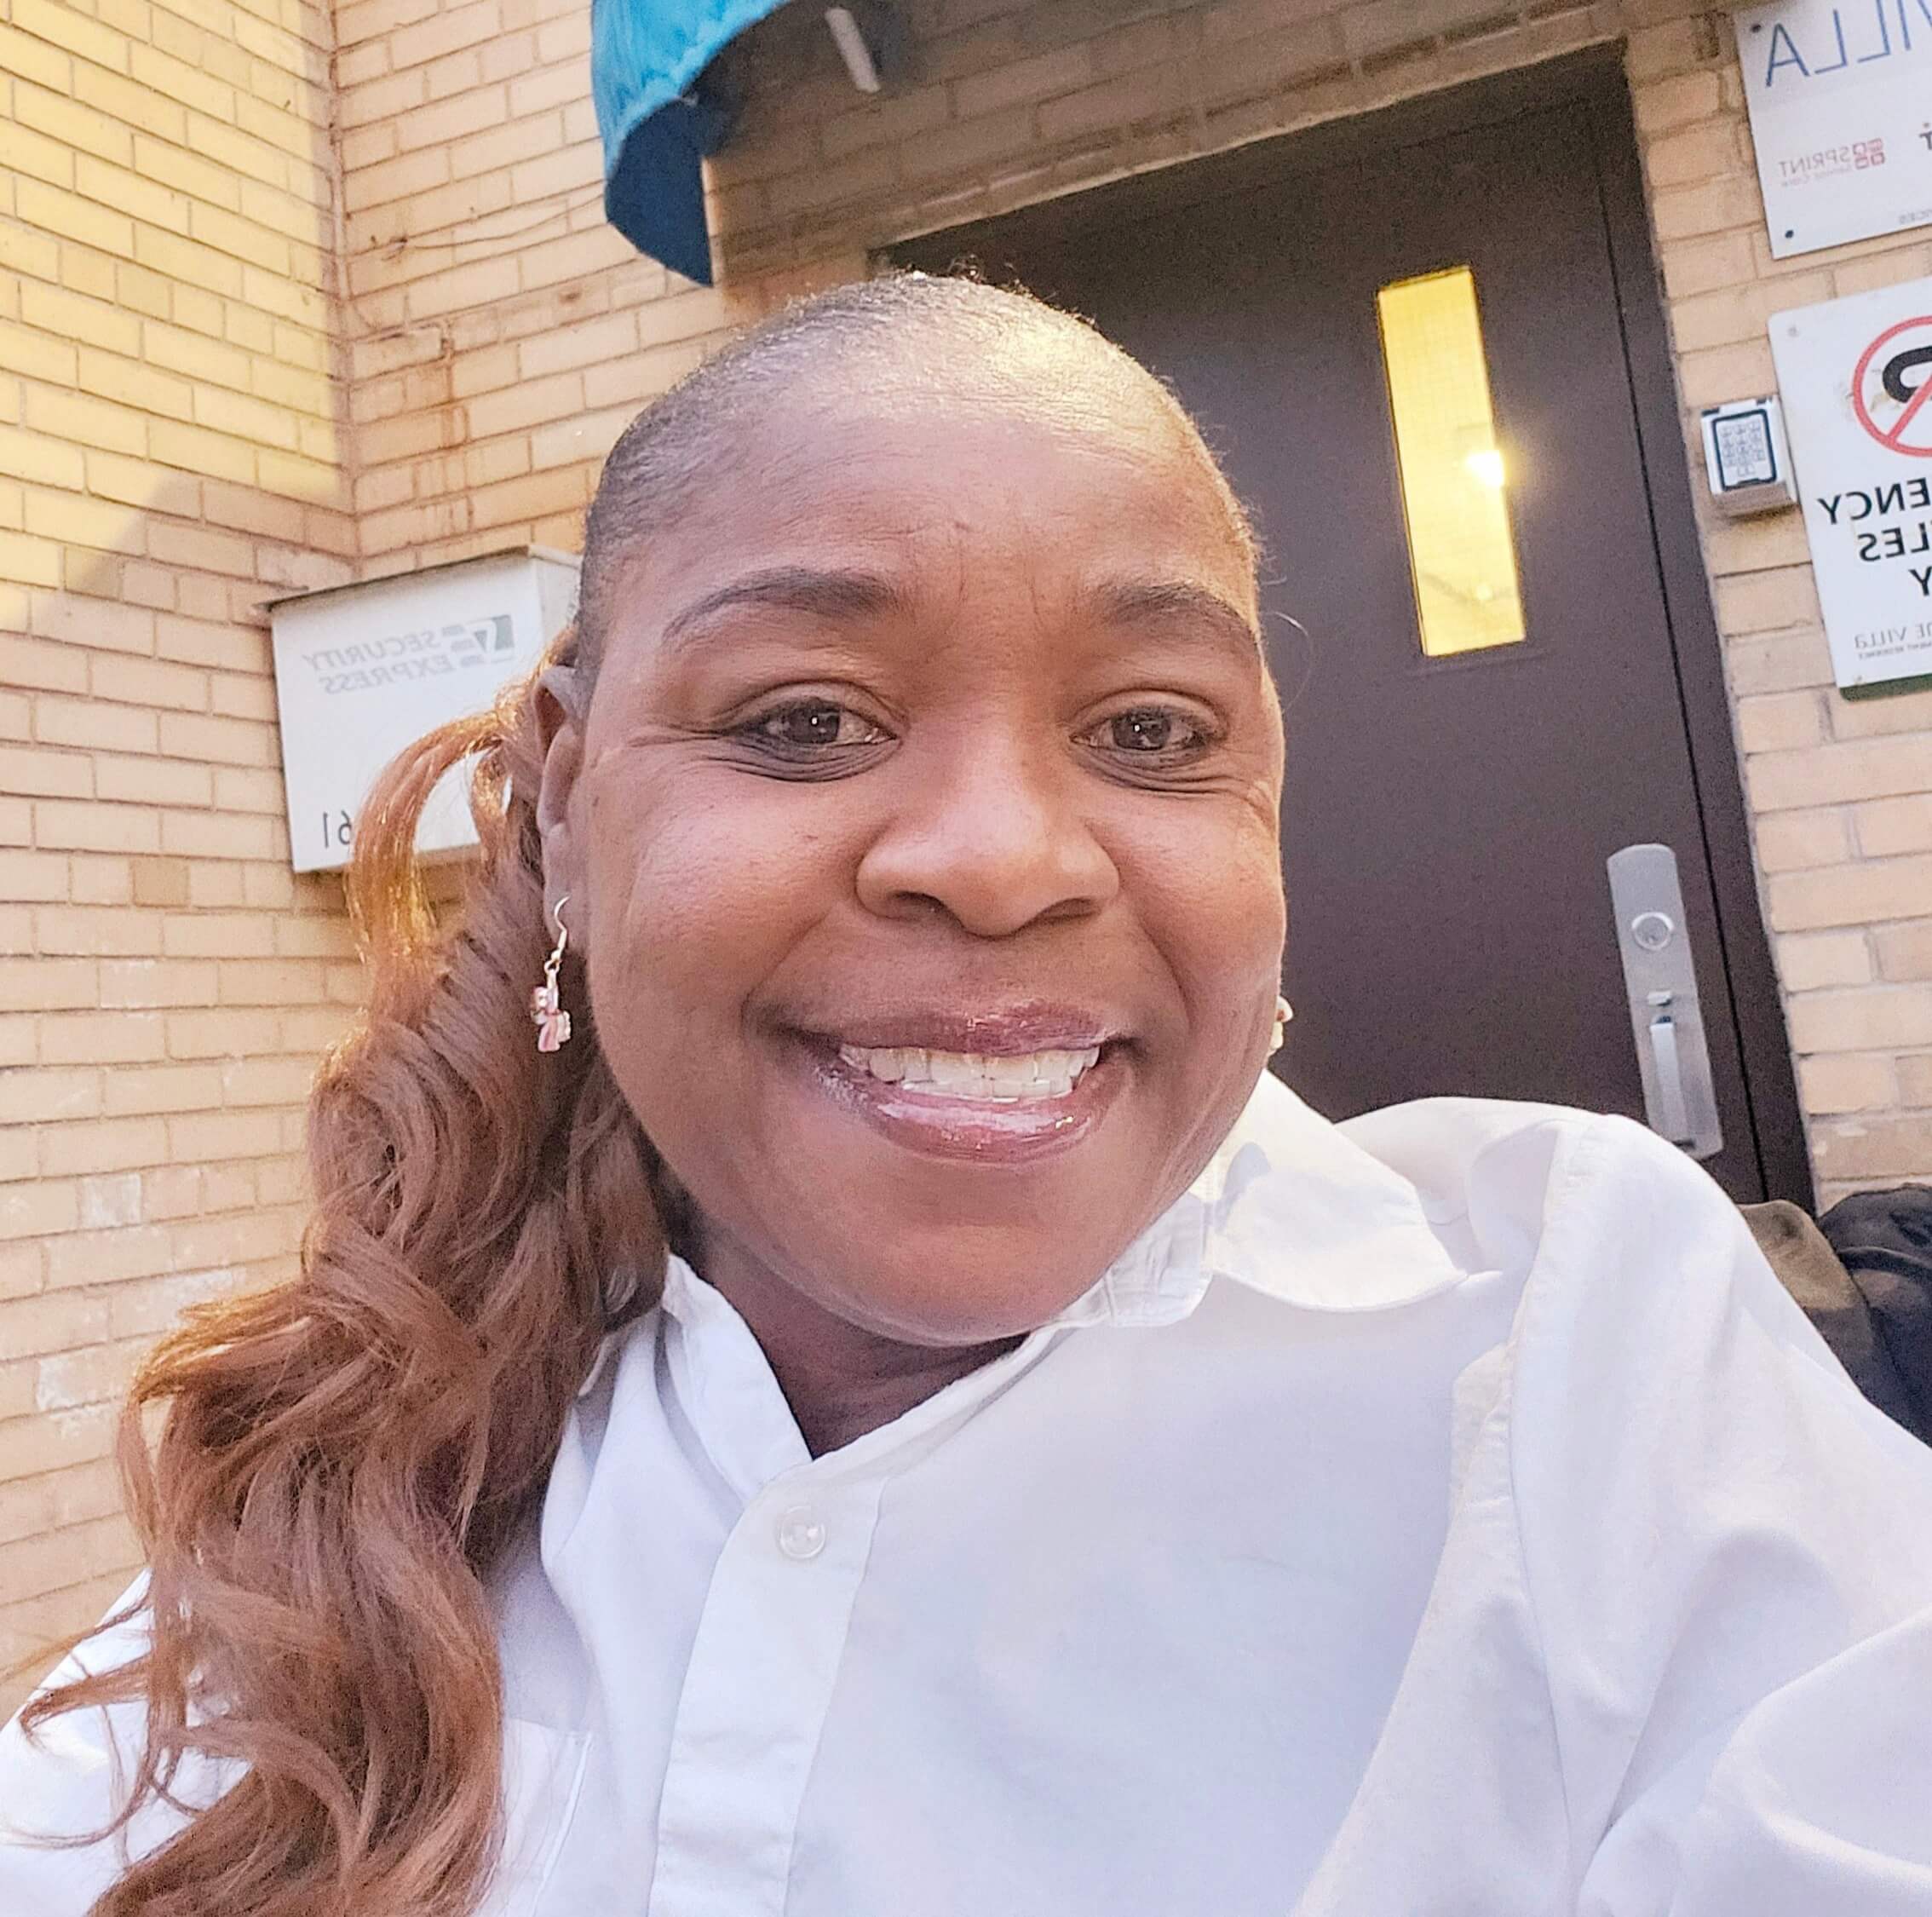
[591,0,790,285]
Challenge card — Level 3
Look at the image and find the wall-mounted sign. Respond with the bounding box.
[1770,274,1932,690]
[267,548,579,872]
[1735,0,1932,259]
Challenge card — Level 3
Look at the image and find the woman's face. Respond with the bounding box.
[546,360,1285,1344]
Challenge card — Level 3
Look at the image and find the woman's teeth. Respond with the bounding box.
[837,1044,1102,1102]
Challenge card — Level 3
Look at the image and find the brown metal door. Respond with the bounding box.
[897,70,1805,1203]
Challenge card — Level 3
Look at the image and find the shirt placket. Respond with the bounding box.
[645,1459,885,1917]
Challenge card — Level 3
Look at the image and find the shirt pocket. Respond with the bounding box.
[477,1718,590,1917]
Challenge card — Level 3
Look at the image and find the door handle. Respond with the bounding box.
[1607,845,1722,1160]
[1645,993,1693,1146]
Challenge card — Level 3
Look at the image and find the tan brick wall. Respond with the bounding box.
[331,0,863,575]
[0,0,354,1701]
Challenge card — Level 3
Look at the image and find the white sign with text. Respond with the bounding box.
[269,549,579,872]
[1771,274,1932,689]
[1736,0,1932,258]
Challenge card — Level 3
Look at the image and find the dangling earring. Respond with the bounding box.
[1268,994,1293,1056]
[531,895,572,1053]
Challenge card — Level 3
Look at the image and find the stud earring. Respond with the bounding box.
[531,895,572,1053]
[1268,994,1293,1056]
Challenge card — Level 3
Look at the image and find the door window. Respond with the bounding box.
[1376,266,1525,658]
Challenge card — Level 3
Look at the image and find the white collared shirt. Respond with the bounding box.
[8,1078,1932,1914]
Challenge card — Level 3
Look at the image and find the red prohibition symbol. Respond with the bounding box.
[1852,315,1932,458]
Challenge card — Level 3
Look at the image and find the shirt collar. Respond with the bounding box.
[1052,1071,1469,1328]
[578,1071,1469,1398]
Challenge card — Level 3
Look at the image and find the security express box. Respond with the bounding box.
[267,547,578,874]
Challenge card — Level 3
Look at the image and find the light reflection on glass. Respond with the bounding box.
[1376,267,1527,658]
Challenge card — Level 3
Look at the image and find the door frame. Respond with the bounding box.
[888,47,1814,1206]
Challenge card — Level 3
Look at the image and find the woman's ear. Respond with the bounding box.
[535,654,588,915]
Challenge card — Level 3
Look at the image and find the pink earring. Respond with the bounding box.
[531,895,572,1053]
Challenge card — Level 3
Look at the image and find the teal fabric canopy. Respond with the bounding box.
[592,0,788,285]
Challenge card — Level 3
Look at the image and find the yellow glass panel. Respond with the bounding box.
[1376,267,1526,658]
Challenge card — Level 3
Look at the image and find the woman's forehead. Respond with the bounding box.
[632,383,1255,611]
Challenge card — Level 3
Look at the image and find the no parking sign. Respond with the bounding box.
[1851,315,1932,456]
[1771,275,1932,689]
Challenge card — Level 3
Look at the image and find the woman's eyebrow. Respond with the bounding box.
[1088,579,1262,656]
[659,566,910,650]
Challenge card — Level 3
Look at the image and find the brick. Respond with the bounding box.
[1900,1055,1932,1105]
[1713,564,1823,637]
[0,851,70,905]
[108,1264,240,1341]
[32,1347,141,1416]
[13,0,130,72]
[98,657,208,717]
[0,637,89,697]
[142,319,254,394]
[77,149,198,246]
[66,857,132,907]
[1788,987,1932,1053]
[1776,929,1872,992]
[21,385,146,458]
[146,419,258,486]
[389,0,501,71]
[147,521,258,579]
[0,20,74,94]
[0,1183,82,1246]
[24,484,149,555]
[170,1206,297,1269]
[0,320,80,388]
[0,112,79,192]
[0,1398,115,1477]
[168,1108,285,1160]
[101,1061,223,1115]
[1854,795,1932,858]
[15,179,135,260]
[1749,736,1932,812]
[1768,855,1932,932]
[0,1462,122,1548]
[32,800,160,855]
[1827,687,1932,746]
[39,1118,170,1182]
[1753,808,1849,872]
[37,1010,167,1066]
[1875,920,1932,982]
[1643,118,1745,190]
[0,426,84,493]
[33,906,160,958]
[35,697,158,757]
[95,753,215,806]
[1799,1052,1896,1114]
[1813,1116,1932,1182]
[0,746,91,800]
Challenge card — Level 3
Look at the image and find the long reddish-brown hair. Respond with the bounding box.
[17,276,1252,1916]
[20,637,664,1915]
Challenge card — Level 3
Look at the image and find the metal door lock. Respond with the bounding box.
[1607,847,1722,1160]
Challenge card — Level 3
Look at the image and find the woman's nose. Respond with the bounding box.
[854,734,1120,937]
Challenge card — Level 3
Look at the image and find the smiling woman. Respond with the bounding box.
[5,276,1932,1917]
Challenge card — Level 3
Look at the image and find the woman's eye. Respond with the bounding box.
[745,699,887,751]
[1084,706,1210,757]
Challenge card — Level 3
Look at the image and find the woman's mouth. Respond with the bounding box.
[790,1015,1126,1164]
[834,1044,1102,1102]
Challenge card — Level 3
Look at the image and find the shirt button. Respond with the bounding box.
[775,1505,826,1561]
